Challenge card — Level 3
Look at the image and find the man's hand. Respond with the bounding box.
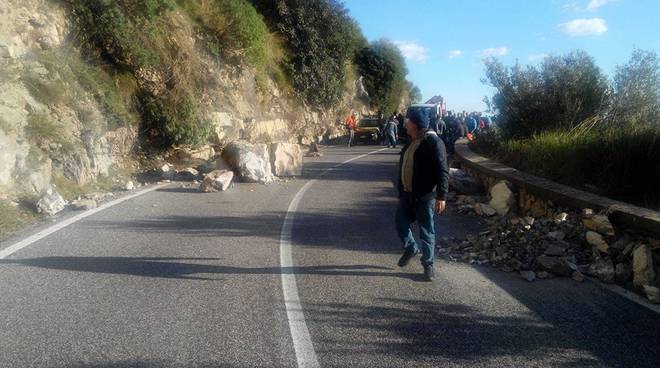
[435,200,446,214]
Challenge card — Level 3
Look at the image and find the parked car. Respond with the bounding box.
[354,117,381,144]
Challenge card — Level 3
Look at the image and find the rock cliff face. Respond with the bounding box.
[0,0,370,203]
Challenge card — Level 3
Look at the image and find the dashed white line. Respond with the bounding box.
[279,148,388,368]
[0,183,169,259]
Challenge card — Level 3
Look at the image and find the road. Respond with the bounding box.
[0,145,658,368]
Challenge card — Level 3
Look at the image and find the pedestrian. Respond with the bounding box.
[385,114,398,148]
[396,109,449,281]
[345,112,357,147]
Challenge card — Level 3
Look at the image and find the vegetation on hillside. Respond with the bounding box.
[356,39,408,114]
[62,0,411,149]
[476,49,660,207]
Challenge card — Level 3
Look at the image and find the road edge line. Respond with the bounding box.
[0,183,170,259]
[280,147,388,368]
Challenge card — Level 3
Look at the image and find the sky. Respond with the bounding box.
[342,0,660,112]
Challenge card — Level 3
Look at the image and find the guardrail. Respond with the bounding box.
[454,139,660,236]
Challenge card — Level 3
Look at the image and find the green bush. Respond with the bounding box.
[356,39,408,114]
[140,91,212,148]
[483,50,608,139]
[250,0,367,108]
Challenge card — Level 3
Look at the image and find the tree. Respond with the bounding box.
[611,49,660,125]
[483,50,608,138]
[356,39,408,114]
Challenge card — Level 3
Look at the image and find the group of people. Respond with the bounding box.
[431,110,493,154]
[344,112,403,148]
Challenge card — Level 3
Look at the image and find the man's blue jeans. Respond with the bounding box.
[395,193,436,266]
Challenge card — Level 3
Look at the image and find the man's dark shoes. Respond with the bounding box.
[423,265,435,281]
[398,248,419,267]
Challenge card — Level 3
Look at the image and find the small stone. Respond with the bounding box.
[474,203,497,217]
[554,212,568,223]
[509,217,521,225]
[523,216,535,226]
[544,244,566,257]
[70,199,97,211]
[520,270,536,282]
[536,255,577,276]
[537,271,551,279]
[582,208,594,218]
[643,285,660,304]
[588,258,615,283]
[583,215,615,237]
[615,263,633,284]
[572,271,585,282]
[125,181,135,191]
[547,231,566,241]
[586,231,609,254]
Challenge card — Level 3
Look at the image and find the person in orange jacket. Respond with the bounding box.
[345,113,357,147]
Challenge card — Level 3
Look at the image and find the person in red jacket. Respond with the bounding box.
[345,113,357,147]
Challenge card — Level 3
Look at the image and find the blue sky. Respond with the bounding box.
[343,0,660,112]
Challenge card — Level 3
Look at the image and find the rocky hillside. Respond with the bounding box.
[0,0,383,238]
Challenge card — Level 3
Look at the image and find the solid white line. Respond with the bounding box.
[0,183,169,259]
[280,148,387,368]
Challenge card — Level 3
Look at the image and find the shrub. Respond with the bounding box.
[483,50,608,139]
[251,0,367,108]
[140,91,212,148]
[356,39,407,114]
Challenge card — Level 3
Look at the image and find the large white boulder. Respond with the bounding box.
[488,181,515,216]
[222,142,273,183]
[36,187,66,216]
[269,143,303,177]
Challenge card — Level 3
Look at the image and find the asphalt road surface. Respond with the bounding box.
[0,145,658,368]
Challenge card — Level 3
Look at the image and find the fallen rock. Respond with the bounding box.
[474,203,497,217]
[161,163,175,180]
[520,270,536,282]
[572,271,585,282]
[125,181,135,191]
[547,231,566,241]
[643,285,660,304]
[199,170,234,192]
[536,255,577,276]
[522,216,535,226]
[588,258,615,283]
[615,263,633,283]
[449,168,483,195]
[582,208,594,218]
[633,244,656,288]
[537,271,551,279]
[177,168,200,181]
[269,143,303,177]
[488,181,515,216]
[222,142,273,183]
[583,215,615,237]
[36,187,66,216]
[554,212,568,223]
[544,244,566,257]
[586,231,609,254]
[70,199,97,211]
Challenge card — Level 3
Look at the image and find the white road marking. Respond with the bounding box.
[587,277,660,314]
[0,183,169,259]
[280,148,388,368]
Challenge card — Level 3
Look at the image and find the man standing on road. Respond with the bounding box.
[396,109,449,281]
[345,112,357,147]
[385,114,398,148]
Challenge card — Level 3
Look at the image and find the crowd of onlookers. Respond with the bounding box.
[343,109,495,153]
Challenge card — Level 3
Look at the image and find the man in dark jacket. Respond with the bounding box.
[396,109,449,280]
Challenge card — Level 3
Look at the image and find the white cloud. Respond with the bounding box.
[479,47,509,58]
[448,49,463,58]
[394,41,428,62]
[559,18,608,36]
[587,0,617,11]
[528,53,548,61]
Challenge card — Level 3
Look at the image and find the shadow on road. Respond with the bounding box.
[0,256,428,281]
[302,297,646,367]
